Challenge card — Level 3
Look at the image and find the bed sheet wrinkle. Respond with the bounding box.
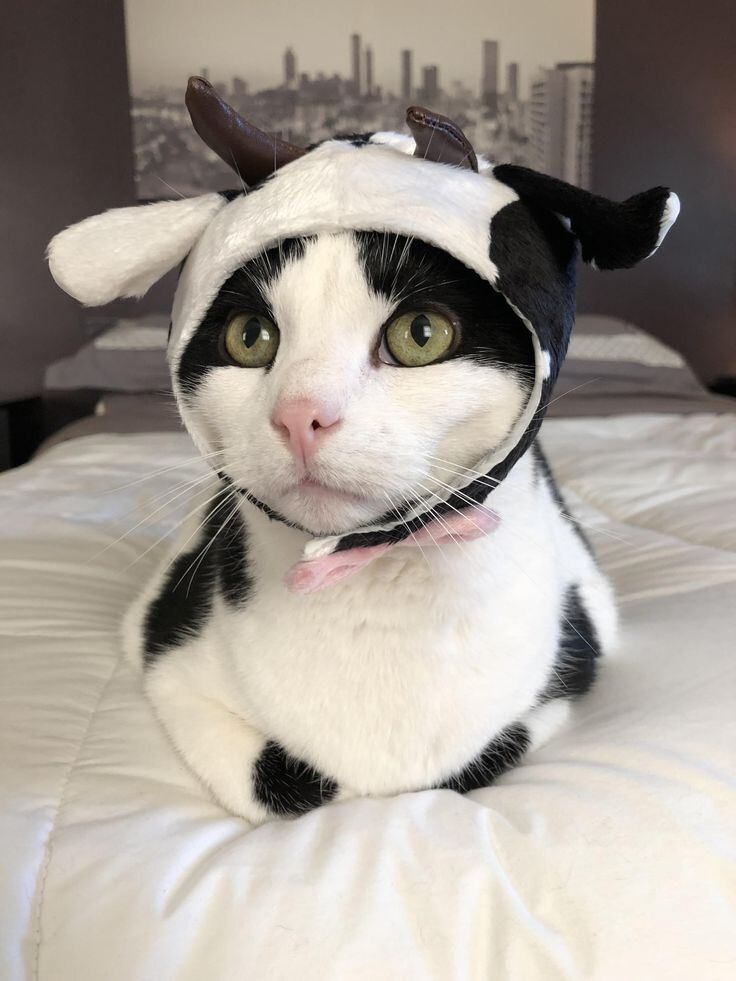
[30,648,124,981]
[1,415,735,979]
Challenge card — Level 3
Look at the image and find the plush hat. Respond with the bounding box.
[49,77,679,571]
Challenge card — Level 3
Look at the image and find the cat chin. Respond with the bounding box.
[274,486,386,538]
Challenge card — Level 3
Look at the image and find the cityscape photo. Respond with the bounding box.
[125,1,595,200]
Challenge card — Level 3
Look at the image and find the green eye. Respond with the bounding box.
[384,310,456,367]
[223,312,280,367]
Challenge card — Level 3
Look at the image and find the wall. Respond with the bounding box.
[3,0,735,395]
[578,0,736,382]
[0,0,136,402]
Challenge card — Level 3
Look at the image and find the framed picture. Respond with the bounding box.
[124,0,595,198]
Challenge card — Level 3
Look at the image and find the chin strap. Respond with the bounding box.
[215,469,501,594]
[285,503,500,594]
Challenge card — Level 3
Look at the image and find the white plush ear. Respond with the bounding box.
[47,193,228,306]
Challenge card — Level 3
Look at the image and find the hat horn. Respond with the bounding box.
[406,106,478,172]
[185,76,306,186]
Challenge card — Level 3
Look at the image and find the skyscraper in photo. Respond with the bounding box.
[422,65,439,104]
[530,62,594,187]
[284,47,296,89]
[481,40,499,115]
[506,62,519,101]
[401,49,413,102]
[351,33,362,96]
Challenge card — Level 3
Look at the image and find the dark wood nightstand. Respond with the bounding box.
[708,377,736,399]
[0,392,99,471]
[0,404,10,471]
[0,398,44,471]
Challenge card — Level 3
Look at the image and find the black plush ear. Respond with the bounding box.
[493,164,679,271]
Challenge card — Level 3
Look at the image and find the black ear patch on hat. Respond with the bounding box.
[493,164,678,271]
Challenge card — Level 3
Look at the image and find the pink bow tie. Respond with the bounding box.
[285,505,500,594]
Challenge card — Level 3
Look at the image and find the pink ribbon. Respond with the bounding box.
[285,505,500,594]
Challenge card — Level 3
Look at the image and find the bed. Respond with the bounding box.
[1,317,735,980]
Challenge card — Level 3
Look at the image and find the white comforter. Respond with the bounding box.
[1,414,735,981]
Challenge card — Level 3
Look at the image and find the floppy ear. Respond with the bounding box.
[493,164,679,270]
[47,193,228,306]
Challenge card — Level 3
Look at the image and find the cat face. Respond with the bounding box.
[175,231,534,536]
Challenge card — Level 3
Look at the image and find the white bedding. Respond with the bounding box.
[1,414,735,980]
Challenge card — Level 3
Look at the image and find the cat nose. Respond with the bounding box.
[271,399,342,466]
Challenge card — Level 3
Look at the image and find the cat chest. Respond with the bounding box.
[215,566,562,791]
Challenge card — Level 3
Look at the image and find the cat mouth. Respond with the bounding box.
[292,477,367,502]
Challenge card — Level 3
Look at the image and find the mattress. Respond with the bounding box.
[1,415,735,980]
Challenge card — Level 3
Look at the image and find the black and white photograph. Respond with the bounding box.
[125,0,595,197]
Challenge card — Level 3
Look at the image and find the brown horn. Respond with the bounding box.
[185,76,305,186]
[406,106,478,172]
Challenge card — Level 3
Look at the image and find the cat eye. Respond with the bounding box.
[383,310,456,367]
[223,312,280,368]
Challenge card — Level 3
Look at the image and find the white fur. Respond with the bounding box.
[124,450,616,824]
[45,129,625,824]
[180,234,528,536]
[47,193,226,306]
[167,141,518,356]
[121,232,618,825]
[650,191,681,255]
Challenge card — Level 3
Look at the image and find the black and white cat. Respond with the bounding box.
[48,80,679,824]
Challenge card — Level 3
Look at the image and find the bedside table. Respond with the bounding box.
[708,377,736,399]
[0,393,98,471]
[0,404,10,471]
[0,398,44,471]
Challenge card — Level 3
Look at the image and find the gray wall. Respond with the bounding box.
[578,0,736,382]
[0,0,136,402]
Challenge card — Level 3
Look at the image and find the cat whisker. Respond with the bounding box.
[150,487,234,579]
[177,491,241,596]
[116,469,220,523]
[382,491,432,573]
[411,483,477,563]
[122,482,227,571]
[90,472,222,563]
[413,478,491,545]
[537,377,602,413]
[103,448,226,495]
[426,454,502,488]
[418,470,597,652]
[426,455,631,547]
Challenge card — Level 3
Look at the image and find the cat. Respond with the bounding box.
[47,80,679,824]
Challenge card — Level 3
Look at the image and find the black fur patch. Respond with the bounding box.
[333,132,375,147]
[490,200,577,390]
[438,722,531,793]
[355,231,535,377]
[493,165,672,270]
[142,502,221,665]
[532,442,593,555]
[539,584,601,702]
[142,491,253,664]
[216,506,254,606]
[252,741,339,815]
[306,132,375,150]
[477,199,578,495]
[177,237,310,396]
[531,441,566,511]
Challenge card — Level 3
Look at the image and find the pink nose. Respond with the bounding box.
[271,399,342,466]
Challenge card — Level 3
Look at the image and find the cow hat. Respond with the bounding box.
[49,78,679,581]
